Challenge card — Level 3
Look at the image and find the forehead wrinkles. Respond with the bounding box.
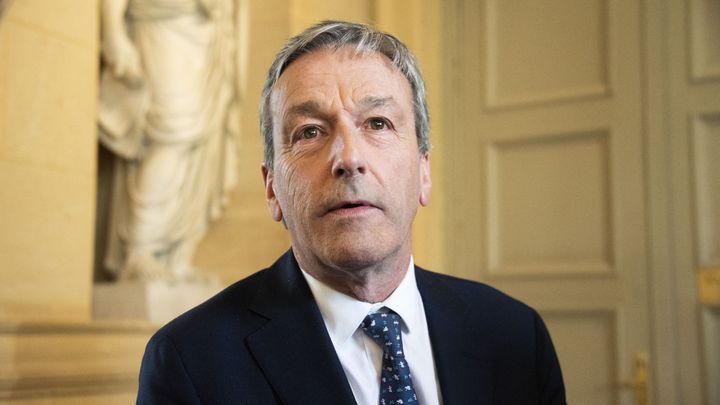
[271,48,413,132]
[279,47,405,95]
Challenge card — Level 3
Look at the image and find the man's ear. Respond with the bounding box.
[262,164,283,222]
[419,152,431,207]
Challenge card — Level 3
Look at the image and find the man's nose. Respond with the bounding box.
[330,125,367,178]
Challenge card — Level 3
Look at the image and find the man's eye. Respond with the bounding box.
[367,118,390,130]
[297,126,320,140]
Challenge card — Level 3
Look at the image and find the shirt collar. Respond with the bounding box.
[301,257,422,347]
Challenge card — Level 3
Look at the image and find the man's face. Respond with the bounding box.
[263,47,431,272]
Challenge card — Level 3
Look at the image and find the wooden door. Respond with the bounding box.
[443,1,650,404]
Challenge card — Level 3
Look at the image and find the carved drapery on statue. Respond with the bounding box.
[99,0,242,280]
[0,0,13,20]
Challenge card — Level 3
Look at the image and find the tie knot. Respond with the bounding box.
[360,310,405,356]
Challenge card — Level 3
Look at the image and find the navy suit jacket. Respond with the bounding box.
[137,250,566,404]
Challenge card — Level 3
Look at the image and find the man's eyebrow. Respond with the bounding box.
[284,100,322,120]
[284,97,398,120]
[358,96,399,111]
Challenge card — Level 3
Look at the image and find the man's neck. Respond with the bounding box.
[294,247,412,303]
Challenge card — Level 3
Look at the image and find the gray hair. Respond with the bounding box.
[259,20,430,169]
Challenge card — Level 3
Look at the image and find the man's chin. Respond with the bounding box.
[326,252,382,271]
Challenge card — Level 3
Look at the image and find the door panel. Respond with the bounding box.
[545,311,619,405]
[444,1,649,404]
[484,0,609,108]
[487,130,613,276]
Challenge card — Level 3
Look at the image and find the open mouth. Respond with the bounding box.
[339,202,366,209]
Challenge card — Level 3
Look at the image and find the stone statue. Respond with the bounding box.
[98,0,244,280]
[0,0,12,20]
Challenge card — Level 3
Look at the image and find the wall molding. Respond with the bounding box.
[0,372,137,400]
[0,320,158,335]
[0,321,154,400]
[484,0,612,110]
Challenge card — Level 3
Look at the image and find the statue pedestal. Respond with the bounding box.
[93,279,222,325]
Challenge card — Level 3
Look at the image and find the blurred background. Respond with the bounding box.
[1,0,719,404]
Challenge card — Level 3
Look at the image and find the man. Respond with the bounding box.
[137,20,566,404]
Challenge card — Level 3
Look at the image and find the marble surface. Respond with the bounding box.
[93,279,222,324]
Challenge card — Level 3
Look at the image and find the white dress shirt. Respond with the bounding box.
[301,258,442,405]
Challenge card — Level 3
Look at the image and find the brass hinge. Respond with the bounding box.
[698,267,720,306]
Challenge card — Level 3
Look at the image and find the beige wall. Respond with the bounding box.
[0,0,98,323]
[0,2,152,403]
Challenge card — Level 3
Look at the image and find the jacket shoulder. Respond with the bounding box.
[417,268,534,314]
[151,267,271,345]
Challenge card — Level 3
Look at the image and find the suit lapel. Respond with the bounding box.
[246,251,356,405]
[416,268,495,405]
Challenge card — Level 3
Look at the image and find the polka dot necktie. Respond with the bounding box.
[360,309,418,405]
